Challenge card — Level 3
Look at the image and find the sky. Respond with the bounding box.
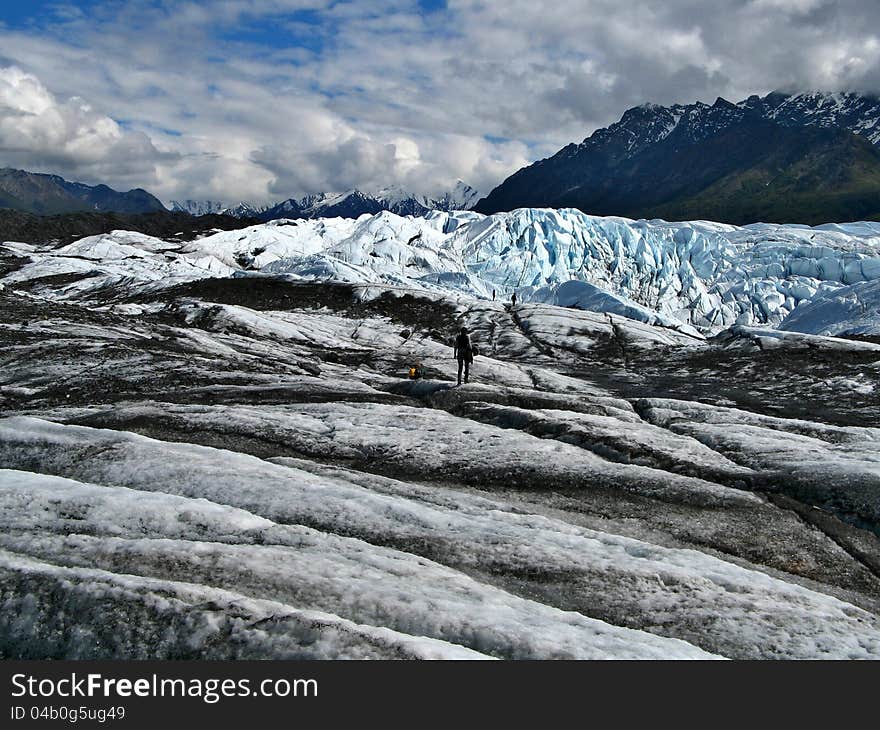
[0,0,879,205]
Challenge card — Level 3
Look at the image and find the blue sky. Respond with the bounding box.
[0,0,878,203]
[0,2,85,27]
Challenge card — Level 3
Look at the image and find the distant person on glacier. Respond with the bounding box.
[511,291,517,307]
[453,327,475,385]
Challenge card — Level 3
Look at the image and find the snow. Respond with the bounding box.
[780,279,880,336]
[760,91,880,146]
[4,418,880,659]
[5,208,880,336]
[2,231,236,299]
[639,398,880,528]
[3,204,880,660]
[254,209,880,334]
[183,219,352,268]
[54,232,179,258]
[719,325,880,352]
[538,279,704,336]
[169,200,229,216]
[0,549,487,660]
[52,399,754,504]
[0,437,720,660]
[173,182,483,223]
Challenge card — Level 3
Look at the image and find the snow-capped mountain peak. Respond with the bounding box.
[436,180,481,211]
[571,89,880,163]
[176,182,483,222]
[477,89,880,220]
[171,180,480,221]
[372,185,425,205]
[169,200,226,216]
[737,89,880,144]
[169,199,271,218]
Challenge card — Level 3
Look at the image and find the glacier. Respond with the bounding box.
[8,207,878,335]
[192,208,880,337]
[2,207,880,659]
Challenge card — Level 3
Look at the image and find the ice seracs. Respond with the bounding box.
[5,208,880,335]
[780,279,880,336]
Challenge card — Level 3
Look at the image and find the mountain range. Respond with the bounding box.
[476,91,880,224]
[0,168,166,216]
[170,181,481,220]
[0,168,480,222]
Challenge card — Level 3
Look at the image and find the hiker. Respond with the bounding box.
[511,291,517,307]
[408,362,424,380]
[453,326,474,385]
[492,289,496,301]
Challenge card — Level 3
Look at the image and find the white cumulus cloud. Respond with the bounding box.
[0,66,168,188]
